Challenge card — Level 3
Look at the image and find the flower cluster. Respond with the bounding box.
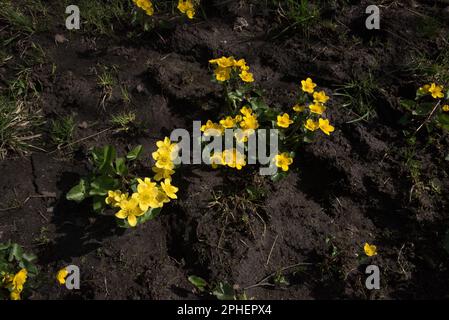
[177,0,196,19]
[105,137,179,227]
[1,268,27,300]
[294,78,335,135]
[418,82,445,99]
[418,82,449,113]
[132,0,154,16]
[133,0,198,19]
[209,56,254,83]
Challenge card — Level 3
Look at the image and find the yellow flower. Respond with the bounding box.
[133,0,154,16]
[152,166,175,181]
[219,116,236,129]
[105,190,127,207]
[277,113,293,128]
[134,178,161,211]
[443,105,449,112]
[239,107,258,131]
[214,66,231,82]
[293,104,305,112]
[418,84,430,95]
[156,137,178,153]
[201,120,224,136]
[115,197,145,227]
[301,78,317,94]
[364,243,377,257]
[428,83,444,99]
[177,0,195,19]
[153,150,175,170]
[239,70,254,82]
[56,267,69,285]
[222,149,246,170]
[274,153,293,171]
[318,118,335,135]
[161,179,178,199]
[309,103,326,115]
[239,106,253,117]
[304,119,319,131]
[209,56,235,68]
[11,269,27,293]
[313,90,330,104]
[10,290,21,300]
[234,58,249,71]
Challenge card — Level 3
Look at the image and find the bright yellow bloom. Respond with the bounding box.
[201,120,224,136]
[11,269,27,293]
[105,190,127,207]
[428,83,444,99]
[156,137,178,153]
[364,243,377,257]
[219,116,236,129]
[304,119,319,131]
[277,113,293,128]
[443,105,449,112]
[301,78,317,94]
[177,0,195,19]
[318,118,335,135]
[240,114,259,131]
[152,150,175,170]
[152,166,175,181]
[313,91,330,104]
[309,103,326,115]
[239,106,253,117]
[115,197,145,227]
[239,70,254,82]
[222,149,246,170]
[293,104,305,112]
[56,267,69,285]
[133,0,154,16]
[161,179,178,199]
[234,59,249,71]
[10,290,21,300]
[274,153,293,172]
[214,66,231,82]
[418,84,430,95]
[209,56,235,68]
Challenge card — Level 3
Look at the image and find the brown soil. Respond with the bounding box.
[1,0,449,299]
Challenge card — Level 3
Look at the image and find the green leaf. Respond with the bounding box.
[115,157,128,176]
[188,276,208,292]
[212,282,235,300]
[413,102,434,116]
[93,145,116,175]
[89,176,119,196]
[138,207,162,224]
[436,113,449,131]
[8,243,23,262]
[126,145,143,161]
[400,99,416,111]
[92,196,106,213]
[66,179,88,202]
[22,252,37,263]
[271,171,288,182]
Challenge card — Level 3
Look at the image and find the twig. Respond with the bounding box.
[49,127,113,153]
[0,194,56,212]
[265,235,279,266]
[415,101,441,134]
[243,262,313,290]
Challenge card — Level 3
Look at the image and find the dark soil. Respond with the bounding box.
[1,0,449,299]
